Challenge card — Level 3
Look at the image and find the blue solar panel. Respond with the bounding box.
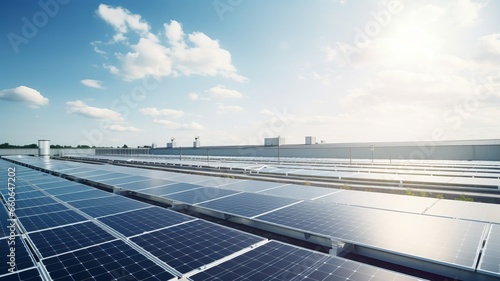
[0,236,35,275]
[131,219,264,274]
[79,200,150,218]
[1,268,43,281]
[197,192,300,218]
[257,201,486,270]
[140,183,201,196]
[220,180,286,192]
[0,205,13,238]
[15,197,58,209]
[42,240,176,281]
[478,224,500,277]
[28,222,117,258]
[84,172,130,181]
[191,241,419,281]
[68,195,133,209]
[162,187,239,204]
[19,210,88,232]
[32,181,77,190]
[55,190,112,202]
[99,175,150,185]
[16,204,70,218]
[115,178,177,191]
[5,190,47,200]
[43,184,93,195]
[98,206,194,237]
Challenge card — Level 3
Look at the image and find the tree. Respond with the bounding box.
[122,144,128,148]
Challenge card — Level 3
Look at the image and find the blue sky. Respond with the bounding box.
[1,0,499,147]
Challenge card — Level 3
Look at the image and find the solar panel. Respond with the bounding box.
[79,200,150,218]
[260,184,339,200]
[220,180,286,192]
[162,187,240,204]
[425,200,500,224]
[190,240,420,281]
[318,190,438,214]
[16,204,70,218]
[83,172,130,181]
[15,197,58,209]
[30,181,77,190]
[1,268,43,281]
[68,195,133,209]
[477,224,500,277]
[140,183,201,196]
[55,190,112,202]
[98,206,195,237]
[1,184,37,194]
[42,240,176,281]
[43,184,92,195]
[19,210,88,232]
[0,205,12,238]
[256,201,486,269]
[131,219,264,274]
[28,222,117,258]
[115,178,177,191]
[197,192,300,218]
[98,175,150,185]
[0,236,36,275]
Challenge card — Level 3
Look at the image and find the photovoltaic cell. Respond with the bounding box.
[256,201,486,269]
[191,241,419,281]
[42,240,175,281]
[55,190,112,202]
[16,204,70,218]
[131,220,264,274]
[43,184,93,196]
[19,210,88,232]
[140,183,201,196]
[0,236,35,274]
[1,268,43,281]
[79,200,150,218]
[28,222,117,258]
[115,178,177,191]
[98,206,194,237]
[15,197,58,209]
[478,224,500,277]
[162,187,239,204]
[197,192,300,218]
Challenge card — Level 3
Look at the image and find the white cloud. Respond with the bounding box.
[66,100,123,121]
[217,104,243,114]
[95,6,246,82]
[0,86,49,108]
[108,124,140,132]
[206,85,242,98]
[80,79,105,89]
[139,107,184,118]
[154,119,205,130]
[476,33,500,63]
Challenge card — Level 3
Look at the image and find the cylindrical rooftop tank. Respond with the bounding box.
[38,140,50,157]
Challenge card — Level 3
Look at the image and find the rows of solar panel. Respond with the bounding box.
[256,201,487,270]
[28,221,117,258]
[190,241,420,281]
[197,192,301,218]
[131,219,265,274]
[477,224,500,277]
[42,240,177,281]
[98,206,195,237]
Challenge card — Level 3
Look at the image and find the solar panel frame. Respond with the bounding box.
[477,224,500,277]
